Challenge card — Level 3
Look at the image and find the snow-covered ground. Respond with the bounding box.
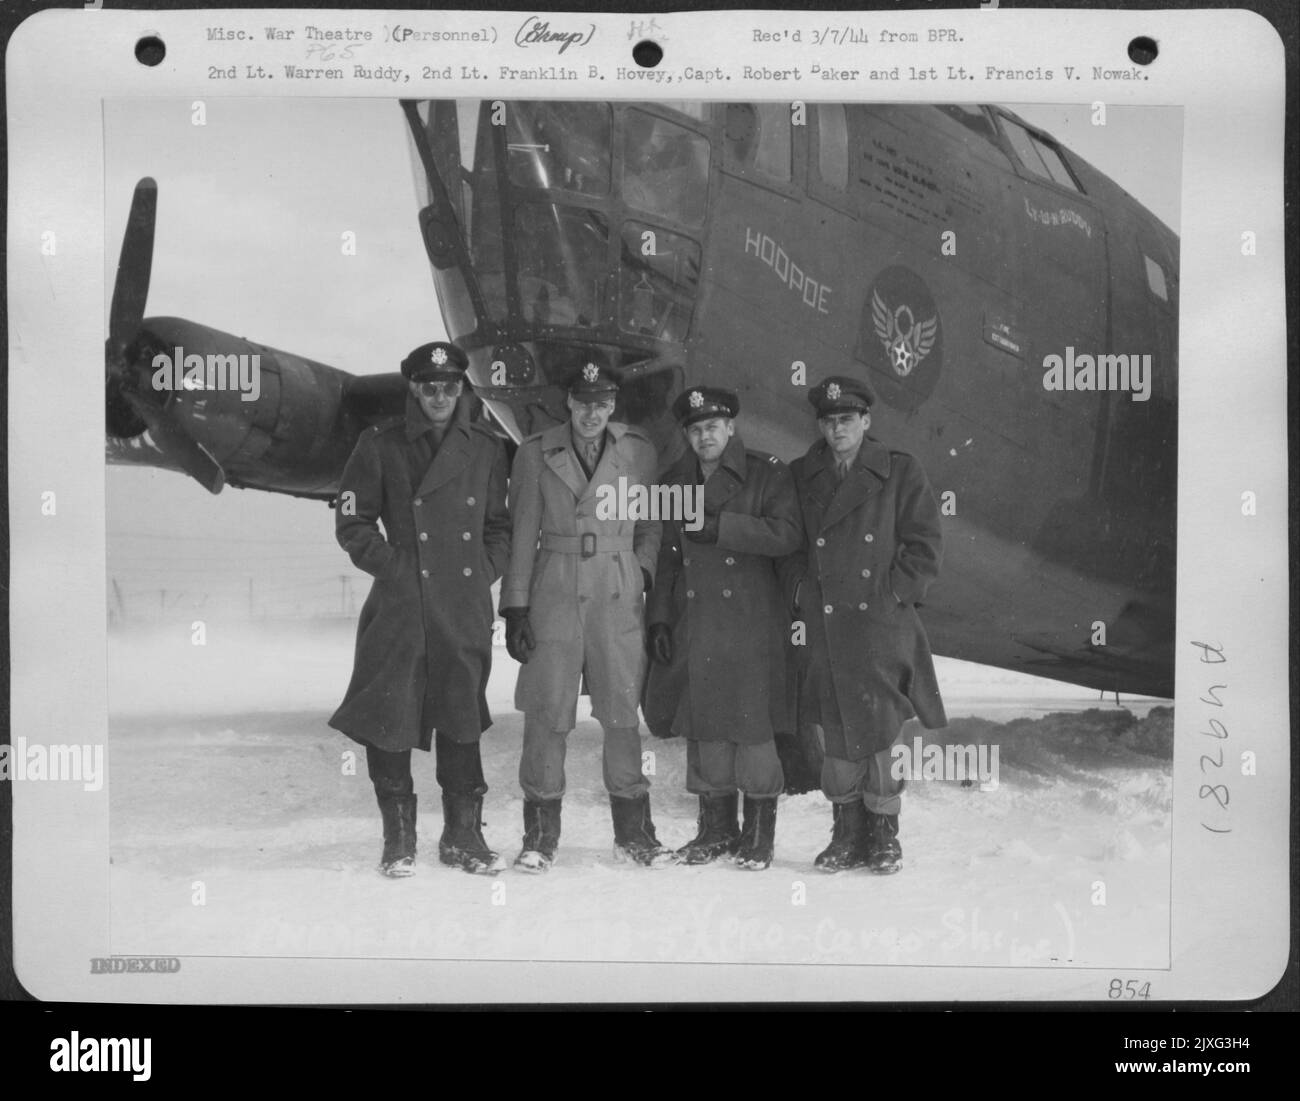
[108,622,1171,970]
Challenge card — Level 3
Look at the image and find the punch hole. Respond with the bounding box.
[135,36,166,66]
[1127,36,1157,65]
[631,40,663,68]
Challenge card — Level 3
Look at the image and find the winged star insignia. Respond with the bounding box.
[689,390,704,408]
[583,362,599,383]
[871,290,938,378]
[431,347,448,366]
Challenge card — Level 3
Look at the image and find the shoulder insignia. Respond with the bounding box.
[745,448,783,467]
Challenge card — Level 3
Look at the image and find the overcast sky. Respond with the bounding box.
[104,98,1182,620]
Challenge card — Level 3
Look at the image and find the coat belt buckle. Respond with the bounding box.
[580,533,597,558]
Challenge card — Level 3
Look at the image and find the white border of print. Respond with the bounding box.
[6,7,1288,1003]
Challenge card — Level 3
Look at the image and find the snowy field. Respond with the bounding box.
[107,622,1172,971]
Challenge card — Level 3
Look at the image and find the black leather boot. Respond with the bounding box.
[675,792,740,865]
[439,792,506,875]
[610,794,677,867]
[514,798,562,873]
[813,800,870,873]
[375,783,417,878]
[734,796,777,870]
[865,810,902,874]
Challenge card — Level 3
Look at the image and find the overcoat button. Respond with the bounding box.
[824,604,833,614]
[861,568,871,578]
[723,589,732,598]
[724,556,735,565]
[687,590,695,598]
[421,569,430,579]
[462,532,471,541]
[462,567,473,577]
[816,537,826,547]
[414,498,423,507]
[859,602,868,611]
[419,532,429,542]
[864,534,874,542]
[466,496,476,505]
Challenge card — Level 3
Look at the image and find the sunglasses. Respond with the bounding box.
[413,380,464,398]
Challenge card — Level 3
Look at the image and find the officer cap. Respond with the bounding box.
[401,341,468,382]
[567,361,620,396]
[809,375,874,417]
[672,386,740,428]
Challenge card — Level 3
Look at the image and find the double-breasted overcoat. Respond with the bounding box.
[781,436,947,760]
[502,420,661,731]
[645,435,802,743]
[330,396,511,751]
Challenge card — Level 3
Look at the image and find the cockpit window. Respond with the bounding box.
[664,102,709,122]
[506,102,611,196]
[726,103,792,182]
[513,203,609,326]
[618,221,701,341]
[935,104,999,142]
[999,116,1083,193]
[1144,255,1169,301]
[622,109,710,226]
[816,104,849,189]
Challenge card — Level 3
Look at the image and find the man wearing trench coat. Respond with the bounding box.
[500,362,670,871]
[331,341,511,878]
[645,386,802,870]
[781,375,947,874]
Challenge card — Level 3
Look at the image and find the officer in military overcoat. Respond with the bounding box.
[500,363,671,870]
[780,375,947,874]
[645,386,802,870]
[331,341,511,878]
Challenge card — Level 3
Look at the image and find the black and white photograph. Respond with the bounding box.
[3,6,1290,1009]
[101,95,1180,968]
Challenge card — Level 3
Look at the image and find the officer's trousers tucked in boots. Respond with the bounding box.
[816,740,904,873]
[675,792,740,865]
[679,739,782,868]
[368,748,417,878]
[433,731,504,876]
[813,799,870,872]
[734,796,778,870]
[610,794,676,867]
[515,798,562,873]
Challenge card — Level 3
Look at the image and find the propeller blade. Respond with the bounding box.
[123,391,226,495]
[107,177,158,366]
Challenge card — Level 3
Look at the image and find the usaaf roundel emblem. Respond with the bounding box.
[855,266,943,413]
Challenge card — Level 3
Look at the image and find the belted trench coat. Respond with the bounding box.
[502,420,661,731]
